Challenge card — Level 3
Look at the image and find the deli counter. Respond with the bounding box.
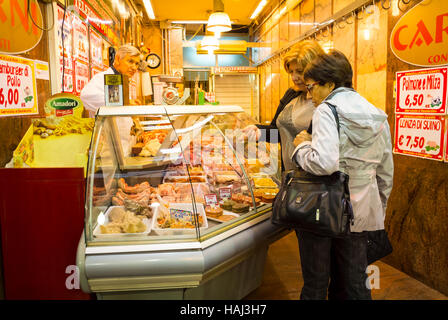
[76,105,288,299]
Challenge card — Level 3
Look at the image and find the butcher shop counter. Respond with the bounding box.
[76,105,287,299]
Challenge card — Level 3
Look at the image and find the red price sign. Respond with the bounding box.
[394,114,445,161]
[396,67,447,114]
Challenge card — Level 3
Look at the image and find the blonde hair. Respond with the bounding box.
[283,40,325,73]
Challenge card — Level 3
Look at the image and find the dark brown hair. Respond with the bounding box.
[303,50,353,89]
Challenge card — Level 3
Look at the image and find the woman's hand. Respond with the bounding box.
[294,130,312,147]
[241,124,261,141]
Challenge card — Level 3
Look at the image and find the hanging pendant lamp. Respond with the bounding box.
[206,0,231,34]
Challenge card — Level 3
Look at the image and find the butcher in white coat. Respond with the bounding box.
[81,44,141,116]
[81,45,141,155]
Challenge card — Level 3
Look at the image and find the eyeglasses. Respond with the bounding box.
[305,82,319,92]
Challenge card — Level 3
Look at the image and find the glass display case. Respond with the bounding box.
[77,105,287,300]
[85,105,281,245]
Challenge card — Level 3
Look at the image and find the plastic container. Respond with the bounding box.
[151,202,208,235]
[93,206,152,238]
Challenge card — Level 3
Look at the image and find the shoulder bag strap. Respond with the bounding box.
[324,102,340,137]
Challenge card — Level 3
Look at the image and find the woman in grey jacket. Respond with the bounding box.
[292,50,394,300]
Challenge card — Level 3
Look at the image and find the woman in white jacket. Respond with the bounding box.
[292,50,394,299]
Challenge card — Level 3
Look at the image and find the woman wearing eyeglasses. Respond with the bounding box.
[292,50,394,300]
[242,40,324,172]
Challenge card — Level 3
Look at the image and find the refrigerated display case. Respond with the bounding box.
[76,105,287,299]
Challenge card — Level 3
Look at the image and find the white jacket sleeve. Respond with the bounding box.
[375,121,394,212]
[292,104,339,175]
[80,70,111,115]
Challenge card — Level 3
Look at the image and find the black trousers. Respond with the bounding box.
[296,229,372,300]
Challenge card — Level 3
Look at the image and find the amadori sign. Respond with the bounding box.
[390,0,448,67]
[0,0,43,54]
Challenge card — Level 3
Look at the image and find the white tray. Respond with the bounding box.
[93,206,151,238]
[151,203,208,235]
[206,210,239,223]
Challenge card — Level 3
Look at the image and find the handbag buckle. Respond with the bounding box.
[295,192,304,204]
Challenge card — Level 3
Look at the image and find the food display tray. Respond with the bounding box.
[93,206,152,238]
[206,211,239,223]
[151,203,208,235]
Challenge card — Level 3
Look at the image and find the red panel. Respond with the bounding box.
[0,168,93,300]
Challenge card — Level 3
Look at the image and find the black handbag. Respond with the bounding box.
[367,230,393,264]
[271,103,354,238]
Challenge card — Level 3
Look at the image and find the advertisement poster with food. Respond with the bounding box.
[74,59,89,95]
[395,67,447,114]
[0,54,38,117]
[394,114,445,161]
[72,15,89,64]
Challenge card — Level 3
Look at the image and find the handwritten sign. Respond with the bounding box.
[396,67,447,114]
[0,54,38,117]
[394,114,445,161]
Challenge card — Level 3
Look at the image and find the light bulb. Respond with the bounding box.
[392,0,400,16]
[364,29,370,40]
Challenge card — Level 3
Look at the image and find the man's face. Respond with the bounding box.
[114,55,140,77]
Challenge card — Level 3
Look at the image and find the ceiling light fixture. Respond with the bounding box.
[142,0,156,20]
[206,0,232,36]
[200,36,220,54]
[250,0,268,20]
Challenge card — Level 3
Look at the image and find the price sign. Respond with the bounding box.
[0,54,38,117]
[59,57,74,93]
[57,5,73,58]
[169,208,193,222]
[204,194,218,207]
[89,30,103,68]
[396,67,447,114]
[219,187,232,200]
[72,16,89,63]
[74,60,89,95]
[394,114,445,161]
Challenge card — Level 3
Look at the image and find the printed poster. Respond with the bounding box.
[0,54,38,117]
[394,114,445,161]
[396,67,447,114]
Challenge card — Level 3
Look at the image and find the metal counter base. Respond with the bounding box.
[96,245,268,300]
[77,211,289,300]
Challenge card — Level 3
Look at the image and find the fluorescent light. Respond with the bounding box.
[142,0,156,19]
[86,17,112,25]
[172,20,234,24]
[250,0,268,20]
